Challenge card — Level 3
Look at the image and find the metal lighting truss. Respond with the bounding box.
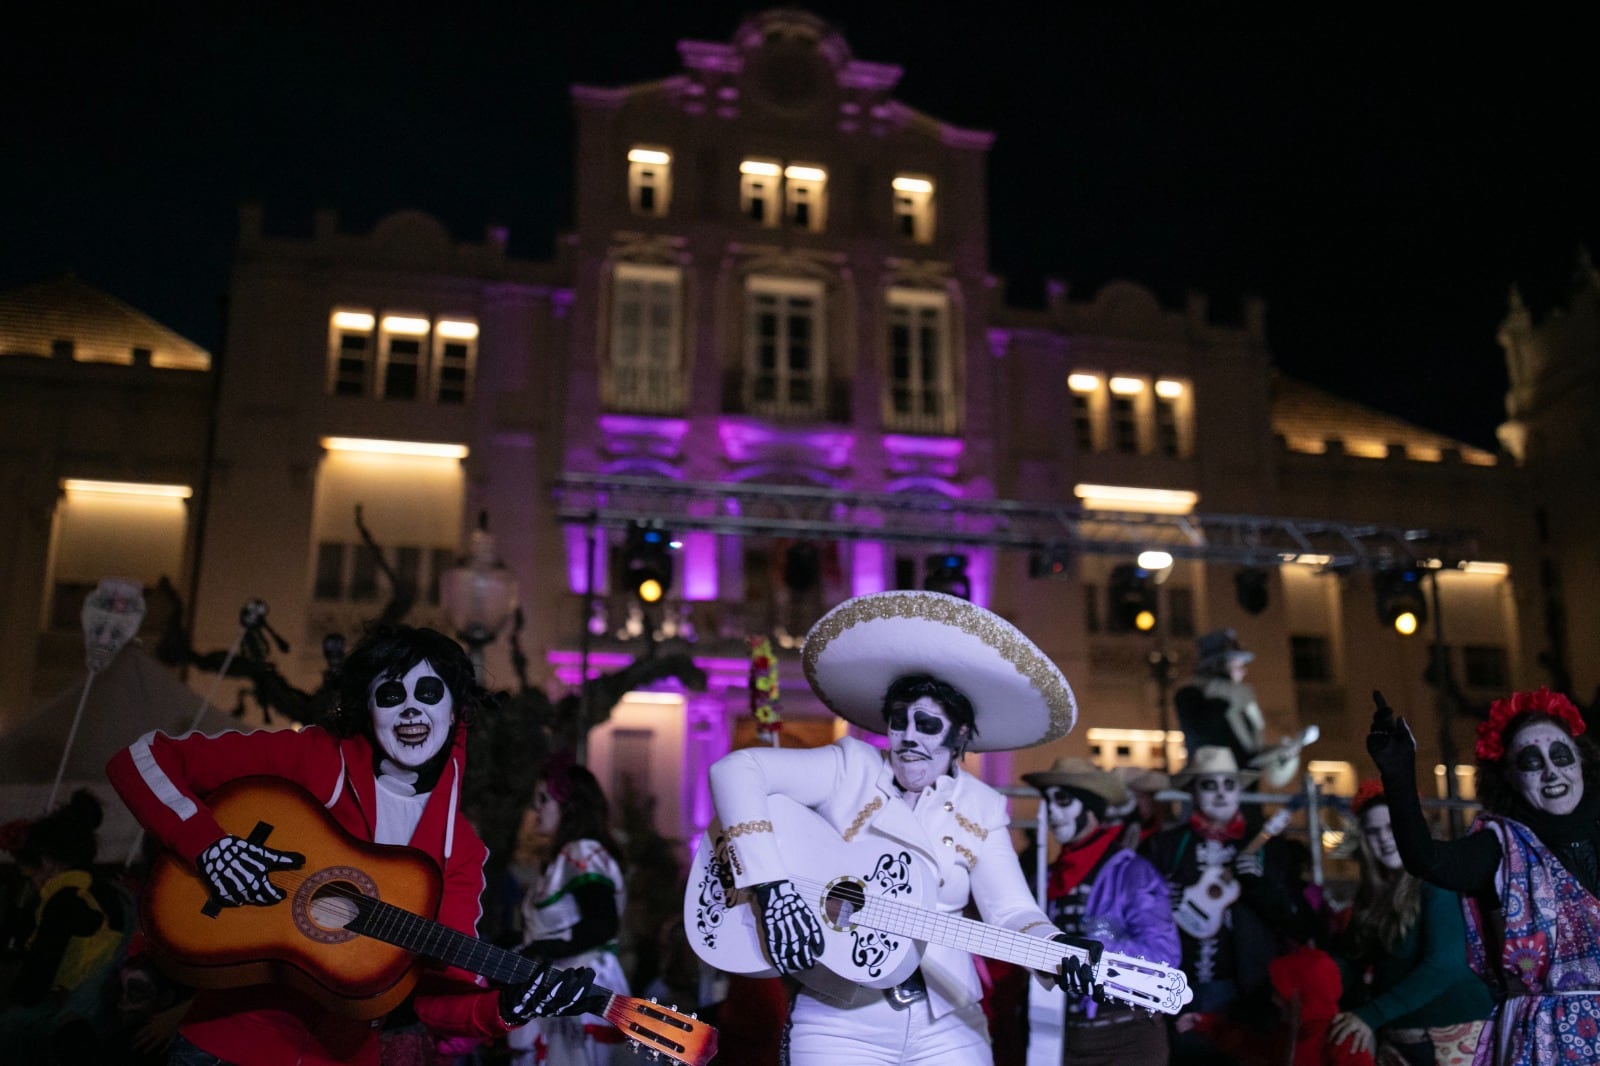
[554,472,1481,572]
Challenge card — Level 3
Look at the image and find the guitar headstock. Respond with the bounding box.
[1098,953,1194,1016]
[603,995,719,1066]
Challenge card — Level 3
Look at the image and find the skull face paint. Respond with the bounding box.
[887,696,963,794]
[1045,786,1096,845]
[1509,718,1584,816]
[1360,802,1403,871]
[369,660,453,770]
[1193,773,1241,825]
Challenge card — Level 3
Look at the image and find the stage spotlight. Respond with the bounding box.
[1375,565,1428,635]
[1235,567,1270,615]
[1110,563,1158,633]
[623,522,674,604]
[924,553,972,600]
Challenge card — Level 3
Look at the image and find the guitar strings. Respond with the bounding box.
[741,870,1184,1008]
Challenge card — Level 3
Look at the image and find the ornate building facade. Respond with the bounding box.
[0,11,1555,844]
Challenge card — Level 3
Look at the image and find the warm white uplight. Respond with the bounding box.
[1068,373,1102,393]
[436,320,479,340]
[62,479,193,499]
[1137,550,1174,570]
[1074,484,1199,514]
[740,160,781,176]
[892,176,933,193]
[1154,379,1185,399]
[1108,376,1146,395]
[320,437,469,459]
[1461,561,1510,577]
[1278,553,1332,567]
[784,165,827,182]
[628,148,671,165]
[332,311,375,331]
[381,316,430,336]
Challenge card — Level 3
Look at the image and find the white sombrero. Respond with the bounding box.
[801,590,1076,752]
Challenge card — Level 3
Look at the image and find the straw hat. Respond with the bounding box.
[1022,757,1128,808]
[802,591,1076,752]
[1171,745,1260,787]
[1113,765,1172,794]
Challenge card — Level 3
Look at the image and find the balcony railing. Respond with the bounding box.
[604,364,686,415]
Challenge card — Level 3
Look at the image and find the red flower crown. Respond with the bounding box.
[1350,778,1387,818]
[1474,688,1586,763]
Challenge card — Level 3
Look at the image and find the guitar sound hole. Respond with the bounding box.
[308,883,362,931]
[822,880,867,928]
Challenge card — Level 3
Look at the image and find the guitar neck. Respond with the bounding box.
[857,898,1066,974]
[350,897,538,986]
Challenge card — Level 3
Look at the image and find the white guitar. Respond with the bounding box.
[685,796,1192,1016]
[1249,724,1321,789]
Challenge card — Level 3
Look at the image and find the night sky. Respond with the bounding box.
[5,5,1596,451]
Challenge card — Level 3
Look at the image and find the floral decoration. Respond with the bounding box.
[1475,687,1587,763]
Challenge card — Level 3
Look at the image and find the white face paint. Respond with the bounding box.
[1045,787,1096,844]
[532,781,561,836]
[1193,773,1241,825]
[888,696,961,794]
[1360,803,1403,871]
[369,660,454,770]
[1509,718,1584,816]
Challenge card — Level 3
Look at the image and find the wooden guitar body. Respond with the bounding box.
[140,776,442,1018]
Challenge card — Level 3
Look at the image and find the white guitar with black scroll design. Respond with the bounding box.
[685,795,1192,1015]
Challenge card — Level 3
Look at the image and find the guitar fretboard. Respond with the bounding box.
[344,895,535,985]
[855,897,1065,972]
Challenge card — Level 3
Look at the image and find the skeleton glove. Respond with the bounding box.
[500,962,607,1023]
[754,879,824,974]
[196,835,304,907]
[1054,934,1106,1000]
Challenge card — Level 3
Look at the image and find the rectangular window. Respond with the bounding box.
[1068,374,1100,452]
[329,310,375,396]
[741,160,781,226]
[627,147,672,217]
[1111,395,1139,454]
[433,320,477,404]
[892,175,935,243]
[1290,634,1334,683]
[885,288,951,433]
[1154,379,1189,458]
[608,263,683,413]
[1084,583,1101,634]
[379,315,430,401]
[1463,645,1510,690]
[745,276,825,417]
[1167,586,1195,638]
[313,542,346,600]
[784,165,827,232]
[349,545,381,602]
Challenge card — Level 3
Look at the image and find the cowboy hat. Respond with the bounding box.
[1171,745,1260,787]
[1022,757,1128,808]
[802,590,1076,752]
[1195,628,1254,671]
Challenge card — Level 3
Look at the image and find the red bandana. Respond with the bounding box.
[1189,810,1246,843]
[1048,824,1121,898]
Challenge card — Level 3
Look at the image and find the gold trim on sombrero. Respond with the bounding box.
[802,590,1076,749]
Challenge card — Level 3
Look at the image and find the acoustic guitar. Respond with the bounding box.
[685,795,1192,1015]
[141,777,716,1066]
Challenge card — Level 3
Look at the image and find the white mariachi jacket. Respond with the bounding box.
[708,734,1057,1018]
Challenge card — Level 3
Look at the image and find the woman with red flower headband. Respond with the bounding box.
[1328,780,1491,1065]
[1367,687,1600,1065]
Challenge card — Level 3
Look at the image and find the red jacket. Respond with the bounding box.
[107,724,512,1066]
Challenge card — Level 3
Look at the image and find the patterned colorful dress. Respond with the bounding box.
[1461,815,1600,1065]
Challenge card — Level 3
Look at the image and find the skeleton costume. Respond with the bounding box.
[1023,758,1179,1065]
[706,591,1081,1066]
[1141,746,1310,1066]
[107,625,600,1066]
[1369,688,1600,1066]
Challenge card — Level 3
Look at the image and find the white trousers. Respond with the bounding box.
[784,989,991,1066]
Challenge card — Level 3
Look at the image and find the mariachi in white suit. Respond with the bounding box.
[705,590,1083,1066]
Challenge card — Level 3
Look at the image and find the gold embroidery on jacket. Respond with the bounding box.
[725,820,773,837]
[843,796,884,842]
[953,812,989,840]
[955,844,978,869]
